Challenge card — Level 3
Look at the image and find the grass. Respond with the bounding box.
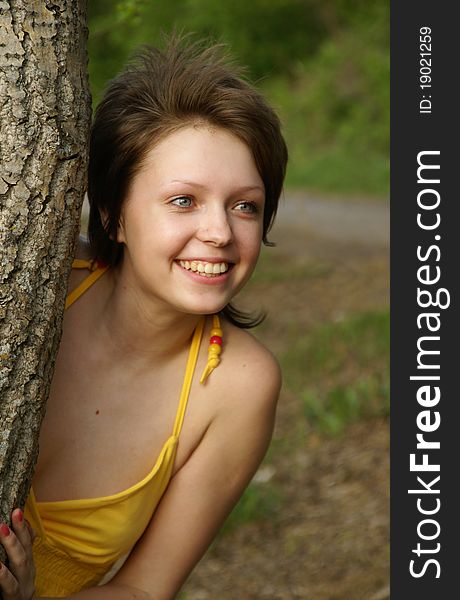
[281,310,389,436]
[282,311,389,385]
[302,375,389,437]
[220,478,282,534]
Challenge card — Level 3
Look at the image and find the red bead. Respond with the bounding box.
[210,335,222,345]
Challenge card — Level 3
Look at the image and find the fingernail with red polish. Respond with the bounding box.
[0,524,10,537]
[16,509,24,523]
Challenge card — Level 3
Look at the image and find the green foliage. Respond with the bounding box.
[262,2,389,194]
[114,0,149,25]
[284,146,389,196]
[88,0,189,105]
[183,0,326,80]
[87,0,389,195]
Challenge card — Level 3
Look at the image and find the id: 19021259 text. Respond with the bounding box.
[419,26,432,114]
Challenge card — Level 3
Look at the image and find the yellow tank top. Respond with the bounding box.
[24,259,206,596]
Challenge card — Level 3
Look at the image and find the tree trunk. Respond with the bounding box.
[0,0,91,546]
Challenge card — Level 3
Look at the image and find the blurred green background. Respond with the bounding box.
[88,0,389,197]
[87,4,390,596]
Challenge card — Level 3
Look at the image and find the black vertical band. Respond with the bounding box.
[391,2,459,597]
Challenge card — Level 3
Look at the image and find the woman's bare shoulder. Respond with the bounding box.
[214,320,282,412]
[224,322,280,374]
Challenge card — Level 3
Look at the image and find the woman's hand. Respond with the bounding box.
[0,509,36,600]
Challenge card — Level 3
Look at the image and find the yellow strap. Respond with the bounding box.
[65,259,220,428]
[172,317,205,437]
[72,258,96,270]
[65,261,109,310]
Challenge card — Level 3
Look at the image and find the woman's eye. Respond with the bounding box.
[171,196,193,208]
[234,201,258,213]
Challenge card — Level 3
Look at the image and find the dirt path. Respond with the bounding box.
[181,195,390,600]
[275,192,389,248]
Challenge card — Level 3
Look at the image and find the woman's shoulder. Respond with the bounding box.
[195,319,280,469]
[223,322,280,375]
[214,319,282,411]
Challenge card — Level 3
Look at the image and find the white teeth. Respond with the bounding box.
[179,260,230,276]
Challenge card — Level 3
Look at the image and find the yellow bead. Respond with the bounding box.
[208,344,222,356]
[210,328,223,337]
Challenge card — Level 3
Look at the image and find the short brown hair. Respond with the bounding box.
[87,34,288,327]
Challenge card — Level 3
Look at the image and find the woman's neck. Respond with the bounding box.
[90,264,203,369]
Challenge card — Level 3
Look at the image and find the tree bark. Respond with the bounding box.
[0,0,91,546]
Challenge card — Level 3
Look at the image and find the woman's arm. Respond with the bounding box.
[35,585,150,600]
[106,344,281,600]
[1,342,280,600]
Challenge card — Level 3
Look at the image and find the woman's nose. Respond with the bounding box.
[197,208,234,246]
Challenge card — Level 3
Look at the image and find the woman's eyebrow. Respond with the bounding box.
[169,180,265,194]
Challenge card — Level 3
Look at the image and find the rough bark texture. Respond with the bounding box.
[0,0,91,544]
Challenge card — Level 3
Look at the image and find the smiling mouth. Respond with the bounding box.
[178,260,230,277]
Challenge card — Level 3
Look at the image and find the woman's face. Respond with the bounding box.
[116,125,265,316]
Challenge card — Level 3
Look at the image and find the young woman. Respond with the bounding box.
[0,36,287,599]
